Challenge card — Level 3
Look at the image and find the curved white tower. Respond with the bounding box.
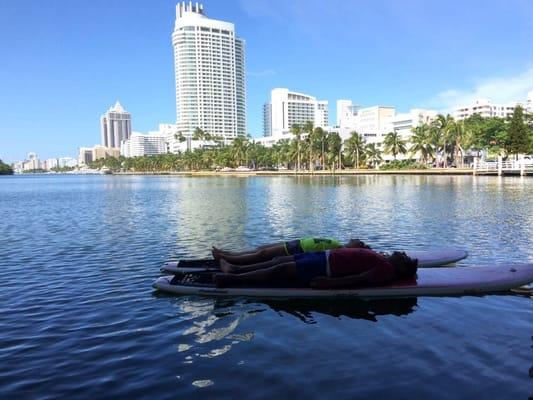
[172,2,246,140]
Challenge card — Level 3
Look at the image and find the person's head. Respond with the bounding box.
[387,251,418,278]
[345,239,371,249]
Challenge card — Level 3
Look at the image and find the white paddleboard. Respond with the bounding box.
[153,263,533,299]
[160,249,469,274]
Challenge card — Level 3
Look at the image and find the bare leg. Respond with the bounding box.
[212,244,279,261]
[220,255,295,273]
[214,244,288,265]
[214,262,298,288]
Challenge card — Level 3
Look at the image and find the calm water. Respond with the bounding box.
[0,174,532,400]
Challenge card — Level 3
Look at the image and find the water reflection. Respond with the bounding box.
[263,297,418,324]
[165,296,264,369]
[161,294,420,374]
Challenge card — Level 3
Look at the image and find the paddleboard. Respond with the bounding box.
[153,263,533,299]
[160,249,469,274]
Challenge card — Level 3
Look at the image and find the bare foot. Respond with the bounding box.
[219,259,235,273]
[212,246,223,260]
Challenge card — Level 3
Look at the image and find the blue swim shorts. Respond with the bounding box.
[293,251,328,286]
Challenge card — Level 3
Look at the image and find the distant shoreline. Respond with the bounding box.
[110,168,474,176]
[18,168,530,177]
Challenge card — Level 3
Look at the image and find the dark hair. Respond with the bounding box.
[387,251,418,278]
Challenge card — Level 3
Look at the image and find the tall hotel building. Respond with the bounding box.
[100,101,132,149]
[172,2,246,141]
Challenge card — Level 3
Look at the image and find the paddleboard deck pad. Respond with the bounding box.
[160,249,469,274]
[153,264,533,299]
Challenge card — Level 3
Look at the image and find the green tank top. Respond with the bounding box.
[299,237,343,252]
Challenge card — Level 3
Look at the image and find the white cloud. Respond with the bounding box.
[426,68,533,111]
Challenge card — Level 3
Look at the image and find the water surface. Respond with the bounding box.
[0,175,531,399]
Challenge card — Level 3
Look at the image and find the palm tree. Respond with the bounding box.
[314,127,327,168]
[290,124,303,171]
[452,120,468,167]
[409,123,434,164]
[231,137,249,166]
[432,114,455,167]
[193,127,206,141]
[275,139,294,169]
[383,131,407,160]
[344,131,366,169]
[327,132,343,171]
[365,143,382,168]
[303,120,314,171]
[174,132,186,142]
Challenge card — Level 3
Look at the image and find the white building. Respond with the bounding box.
[263,88,329,138]
[154,123,181,154]
[23,152,40,171]
[388,108,438,161]
[172,2,246,141]
[121,132,167,158]
[316,101,329,129]
[58,157,77,168]
[44,158,59,170]
[78,147,94,166]
[100,101,132,148]
[336,100,361,128]
[333,100,395,143]
[392,109,438,140]
[12,161,24,173]
[454,99,517,120]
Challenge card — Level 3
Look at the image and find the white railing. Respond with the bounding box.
[474,158,532,175]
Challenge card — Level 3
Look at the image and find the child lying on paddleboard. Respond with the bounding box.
[212,237,371,266]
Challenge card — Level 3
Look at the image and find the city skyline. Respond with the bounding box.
[1,0,532,162]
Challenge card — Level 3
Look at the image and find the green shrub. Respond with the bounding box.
[380,160,427,170]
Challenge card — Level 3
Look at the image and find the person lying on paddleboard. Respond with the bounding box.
[212,237,371,266]
[213,248,418,289]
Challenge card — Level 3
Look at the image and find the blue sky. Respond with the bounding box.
[0,0,532,162]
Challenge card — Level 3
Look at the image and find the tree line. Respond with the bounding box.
[0,159,14,175]
[89,105,532,172]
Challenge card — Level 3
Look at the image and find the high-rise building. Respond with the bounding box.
[263,88,329,138]
[100,101,132,148]
[172,2,246,141]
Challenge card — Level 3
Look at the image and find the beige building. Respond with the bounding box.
[93,145,120,160]
[356,106,396,144]
[78,146,119,165]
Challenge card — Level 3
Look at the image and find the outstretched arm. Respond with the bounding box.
[310,270,374,289]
